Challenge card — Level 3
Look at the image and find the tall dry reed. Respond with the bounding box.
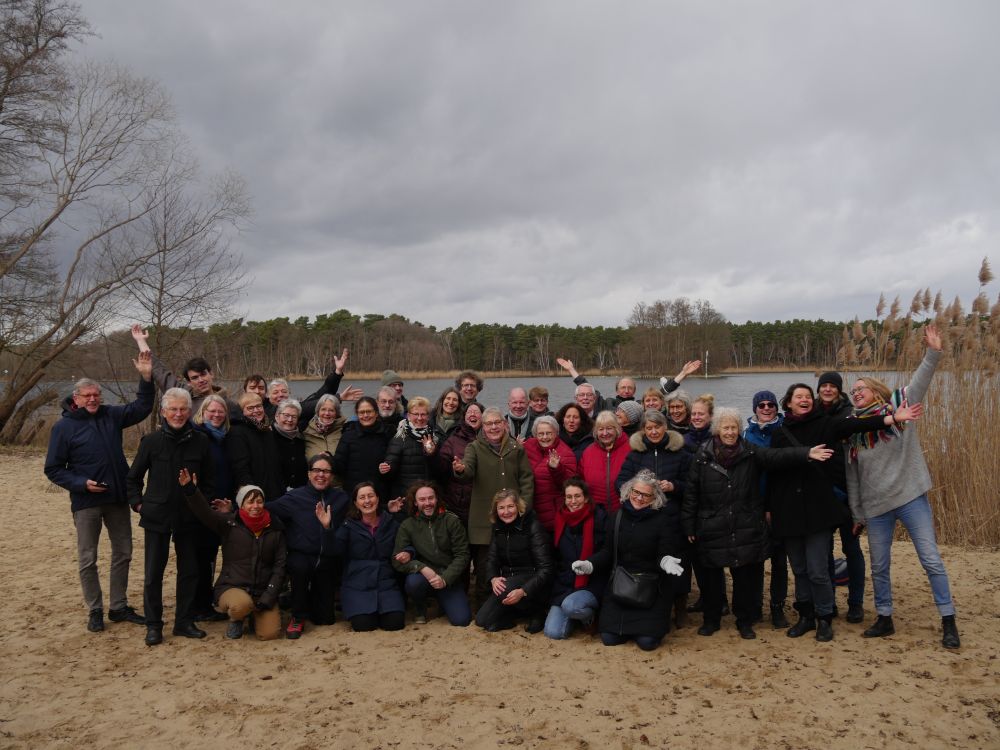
[838,259,1000,546]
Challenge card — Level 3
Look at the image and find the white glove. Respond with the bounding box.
[659,555,683,576]
[571,560,594,575]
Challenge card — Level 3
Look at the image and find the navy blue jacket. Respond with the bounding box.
[266,483,349,558]
[551,504,609,605]
[45,379,154,513]
[334,512,405,619]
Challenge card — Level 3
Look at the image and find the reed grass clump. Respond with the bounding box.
[838,259,1000,546]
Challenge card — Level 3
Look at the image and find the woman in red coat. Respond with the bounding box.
[578,411,630,513]
[523,416,578,532]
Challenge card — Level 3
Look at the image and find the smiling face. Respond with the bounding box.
[268,382,289,406]
[595,422,618,448]
[667,399,689,424]
[534,422,557,448]
[275,406,299,431]
[354,484,380,518]
[529,394,549,414]
[317,401,338,423]
[377,392,397,418]
[464,404,483,429]
[754,399,777,424]
[482,414,506,443]
[414,486,438,517]
[442,392,460,415]
[245,379,266,399]
[241,396,264,420]
[561,407,582,434]
[241,491,265,517]
[162,398,191,429]
[508,389,528,418]
[72,386,102,415]
[202,400,228,428]
[644,420,666,444]
[689,402,711,430]
[850,380,876,409]
[817,382,840,406]
[308,459,333,490]
[408,405,429,429]
[630,482,655,510]
[718,417,740,446]
[575,386,597,412]
[564,484,588,512]
[356,402,377,427]
[459,378,479,403]
[787,387,814,416]
[644,392,664,411]
[495,497,519,524]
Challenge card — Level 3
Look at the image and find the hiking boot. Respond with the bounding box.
[108,606,145,625]
[816,618,834,642]
[225,620,244,639]
[87,609,104,632]
[846,603,864,623]
[286,617,304,639]
[862,615,895,638]
[770,604,790,629]
[941,615,961,649]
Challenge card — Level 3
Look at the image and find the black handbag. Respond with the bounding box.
[608,510,659,609]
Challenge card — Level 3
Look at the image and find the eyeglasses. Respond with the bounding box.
[243,404,264,412]
[630,488,654,500]
[849,386,871,397]
[483,420,504,427]
[310,468,333,475]
[756,402,776,409]
[356,409,377,416]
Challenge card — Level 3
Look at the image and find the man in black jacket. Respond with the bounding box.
[127,388,215,645]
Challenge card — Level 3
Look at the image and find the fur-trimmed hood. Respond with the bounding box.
[629,429,684,453]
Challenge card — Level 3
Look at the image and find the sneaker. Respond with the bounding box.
[862,615,895,638]
[286,617,304,640]
[414,603,427,625]
[108,606,145,625]
[846,603,864,624]
[87,609,105,633]
[225,620,244,639]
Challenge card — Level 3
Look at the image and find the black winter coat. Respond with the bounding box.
[184,486,287,608]
[266,483,348,558]
[587,500,684,639]
[384,431,434,498]
[485,511,554,604]
[768,409,885,537]
[551,504,609,605]
[331,420,391,498]
[272,429,306,493]
[127,424,215,534]
[227,418,284,502]
[682,440,809,569]
[615,430,690,498]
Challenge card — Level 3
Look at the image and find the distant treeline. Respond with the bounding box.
[40,301,868,383]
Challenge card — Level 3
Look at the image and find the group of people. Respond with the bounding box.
[44,323,960,651]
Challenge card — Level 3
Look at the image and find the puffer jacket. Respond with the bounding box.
[384,426,435,498]
[614,430,689,499]
[523,437,578,532]
[391,509,470,586]
[459,434,534,545]
[682,439,809,569]
[335,512,405,619]
[331,420,391,498]
[45,378,154,513]
[227,416,284,502]
[266,484,348,558]
[127,423,215,533]
[434,422,477,526]
[184,485,287,608]
[485,510,554,604]
[578,433,630,512]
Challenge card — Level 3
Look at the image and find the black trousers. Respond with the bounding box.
[702,562,764,628]
[474,574,545,629]
[350,611,405,632]
[769,538,789,607]
[143,528,198,628]
[286,551,337,624]
[192,524,220,613]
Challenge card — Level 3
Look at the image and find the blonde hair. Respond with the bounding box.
[693,393,715,415]
[194,394,231,429]
[488,489,527,522]
[856,376,892,404]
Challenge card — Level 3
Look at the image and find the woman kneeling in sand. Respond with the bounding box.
[181,471,286,640]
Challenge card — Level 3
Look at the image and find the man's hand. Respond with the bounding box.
[133,350,153,381]
[130,324,151,353]
[333,348,349,374]
[85,479,108,494]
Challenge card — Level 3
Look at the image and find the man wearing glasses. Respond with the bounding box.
[45,352,155,634]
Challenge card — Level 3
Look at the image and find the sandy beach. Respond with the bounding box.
[2,450,998,749]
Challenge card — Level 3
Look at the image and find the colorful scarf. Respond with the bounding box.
[847,387,906,463]
[239,508,271,537]
[554,504,595,589]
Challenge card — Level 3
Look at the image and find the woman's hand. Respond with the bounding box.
[422,435,436,455]
[387,497,404,514]
[547,450,560,469]
[687,535,696,543]
[452,456,465,474]
[659,479,673,493]
[891,401,923,424]
[502,587,526,606]
[808,444,834,462]
[133,350,152,380]
[333,348,349,374]
[491,576,507,596]
[178,468,196,486]
[315,501,331,529]
[211,498,232,512]
[924,323,942,352]
[378,461,391,474]
[852,522,865,537]
[394,550,412,564]
[570,560,593,575]
[130,324,151,352]
[339,385,364,402]
[676,359,702,381]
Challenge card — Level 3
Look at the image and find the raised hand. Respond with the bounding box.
[555,358,578,377]
[133,350,153,380]
[130,324,151,352]
[314,501,332,529]
[333,348,349,373]
[893,401,923,423]
[178,468,195,486]
[924,324,942,352]
[387,497,404,513]
[679,359,702,378]
[339,385,364,402]
[547,449,560,469]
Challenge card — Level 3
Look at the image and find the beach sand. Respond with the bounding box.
[2,451,998,749]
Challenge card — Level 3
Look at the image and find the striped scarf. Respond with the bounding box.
[847,386,907,463]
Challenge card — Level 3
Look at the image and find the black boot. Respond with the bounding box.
[673,594,689,628]
[697,618,720,636]
[815,617,834,642]
[941,615,961,649]
[846,603,864,624]
[87,609,105,633]
[862,615,895,638]
[786,602,816,638]
[770,603,790,629]
[687,597,703,613]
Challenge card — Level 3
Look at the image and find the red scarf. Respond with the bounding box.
[555,504,595,589]
[239,508,271,537]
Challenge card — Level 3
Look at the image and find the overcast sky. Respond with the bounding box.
[78,1,1000,328]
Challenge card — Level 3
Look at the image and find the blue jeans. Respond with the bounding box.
[543,589,598,640]
[866,494,954,617]
[404,573,472,626]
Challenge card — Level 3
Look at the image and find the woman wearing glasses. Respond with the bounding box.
[228,392,285,502]
[845,324,960,649]
[266,454,349,639]
[331,397,392,501]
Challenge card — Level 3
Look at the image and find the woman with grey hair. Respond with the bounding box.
[523,415,579,532]
[303,394,346,472]
[571,469,685,651]
[683,407,835,639]
[665,389,693,434]
[272,398,307,493]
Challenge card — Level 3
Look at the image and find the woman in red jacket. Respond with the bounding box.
[523,416,578,532]
[578,411,630,513]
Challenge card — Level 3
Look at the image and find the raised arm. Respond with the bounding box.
[660,359,702,395]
